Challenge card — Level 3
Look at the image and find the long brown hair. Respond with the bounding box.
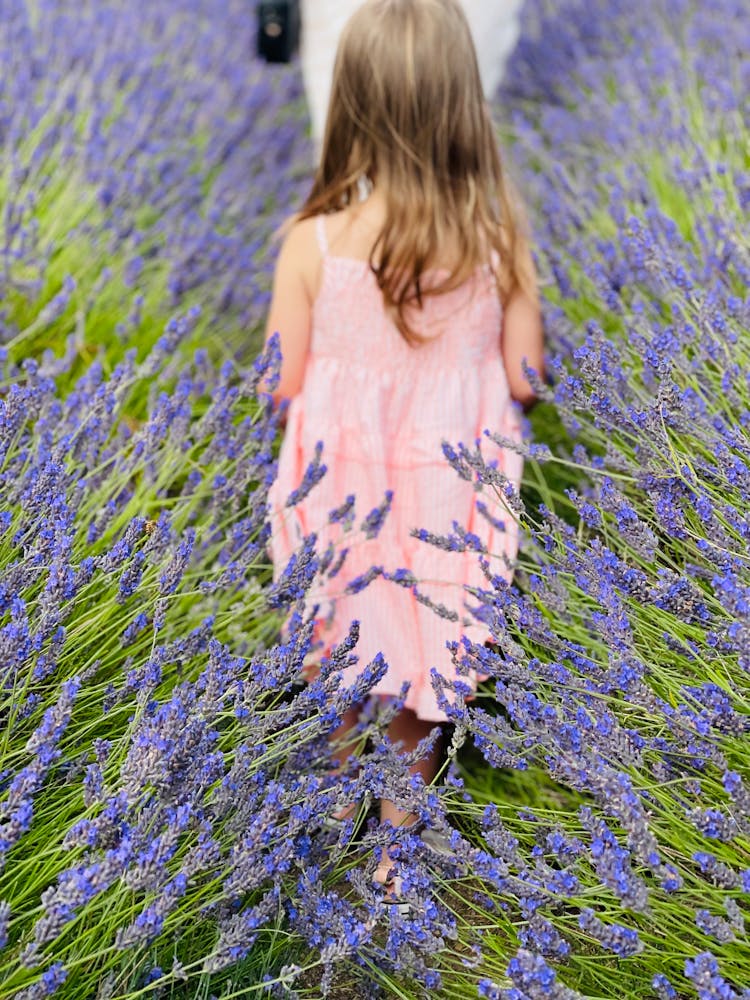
[297,0,531,345]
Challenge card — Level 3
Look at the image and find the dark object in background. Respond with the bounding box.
[257,1,301,63]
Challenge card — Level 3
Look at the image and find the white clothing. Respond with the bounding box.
[301,0,524,145]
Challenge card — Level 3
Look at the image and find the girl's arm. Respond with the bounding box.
[501,246,545,411]
[263,219,318,405]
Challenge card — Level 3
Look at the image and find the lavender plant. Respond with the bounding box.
[0,0,310,379]
[4,0,750,997]
[435,0,750,997]
[0,4,498,997]
[0,328,455,999]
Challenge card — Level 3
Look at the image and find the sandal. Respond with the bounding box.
[420,826,454,856]
[373,859,410,915]
[321,801,359,832]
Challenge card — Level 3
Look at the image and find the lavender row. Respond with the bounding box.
[0,0,311,374]
[439,0,750,996]
[0,328,481,997]
[2,0,749,995]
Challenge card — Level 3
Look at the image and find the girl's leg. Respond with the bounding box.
[328,703,362,821]
[303,656,361,820]
[376,709,443,883]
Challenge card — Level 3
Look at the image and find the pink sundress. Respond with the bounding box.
[268,216,522,721]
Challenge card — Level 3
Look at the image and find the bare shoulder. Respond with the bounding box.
[277,215,323,298]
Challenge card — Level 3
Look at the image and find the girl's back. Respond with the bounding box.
[303,200,509,461]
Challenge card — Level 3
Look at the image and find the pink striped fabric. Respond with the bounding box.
[268,216,522,721]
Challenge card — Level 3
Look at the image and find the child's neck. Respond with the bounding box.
[346,185,386,230]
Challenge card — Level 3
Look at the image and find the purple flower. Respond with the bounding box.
[0,900,10,950]
[578,909,643,957]
[285,442,327,507]
[360,490,393,540]
[652,973,677,999]
[685,952,742,1000]
[506,948,582,999]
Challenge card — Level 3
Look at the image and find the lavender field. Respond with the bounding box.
[0,1,749,998]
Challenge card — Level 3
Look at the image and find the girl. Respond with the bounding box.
[300,0,526,147]
[265,0,544,891]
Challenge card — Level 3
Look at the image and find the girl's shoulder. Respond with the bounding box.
[279,214,322,263]
[281,208,362,258]
[276,214,325,301]
[280,205,382,281]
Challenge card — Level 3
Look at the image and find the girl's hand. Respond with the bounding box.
[500,245,545,411]
[263,217,320,405]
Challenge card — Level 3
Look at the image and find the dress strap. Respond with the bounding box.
[315,215,329,256]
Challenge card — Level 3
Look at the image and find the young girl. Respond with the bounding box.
[265,0,544,890]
